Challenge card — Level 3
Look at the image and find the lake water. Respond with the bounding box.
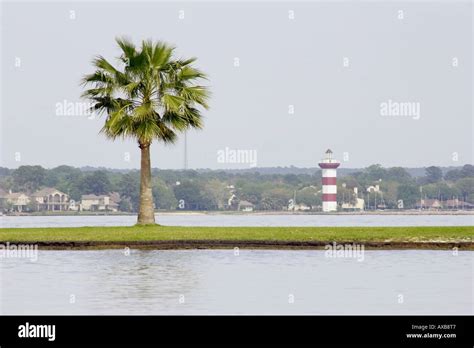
[0,250,472,315]
[1,215,472,315]
[1,213,473,228]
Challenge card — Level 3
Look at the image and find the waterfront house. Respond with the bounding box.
[80,194,118,212]
[2,191,30,212]
[31,188,69,211]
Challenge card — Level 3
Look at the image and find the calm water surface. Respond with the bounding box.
[0,250,472,315]
[1,214,473,228]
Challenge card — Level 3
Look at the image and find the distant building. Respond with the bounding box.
[417,199,474,210]
[238,200,254,212]
[416,199,442,210]
[342,198,365,211]
[69,199,79,211]
[109,192,121,207]
[293,203,311,211]
[1,191,30,212]
[81,194,118,212]
[443,199,474,210]
[341,187,365,211]
[31,188,69,211]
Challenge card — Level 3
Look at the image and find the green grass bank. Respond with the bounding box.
[0,225,472,250]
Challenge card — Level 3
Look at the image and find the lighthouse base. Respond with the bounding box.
[322,201,338,212]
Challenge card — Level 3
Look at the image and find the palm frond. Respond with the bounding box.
[82,37,210,146]
[115,37,136,60]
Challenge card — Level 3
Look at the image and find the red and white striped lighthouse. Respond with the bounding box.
[318,149,340,212]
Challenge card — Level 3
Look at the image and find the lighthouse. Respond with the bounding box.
[318,149,340,212]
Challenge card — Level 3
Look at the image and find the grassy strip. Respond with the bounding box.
[0,225,472,243]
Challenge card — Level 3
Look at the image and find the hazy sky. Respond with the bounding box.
[1,0,472,169]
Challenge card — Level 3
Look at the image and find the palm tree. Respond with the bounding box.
[82,38,210,224]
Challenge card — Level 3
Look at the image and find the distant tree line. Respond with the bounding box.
[0,164,473,211]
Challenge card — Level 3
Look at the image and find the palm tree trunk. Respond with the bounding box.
[137,142,155,225]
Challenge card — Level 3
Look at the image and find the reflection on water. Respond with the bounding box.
[0,214,473,228]
[0,250,472,314]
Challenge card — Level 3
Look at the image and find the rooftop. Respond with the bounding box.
[82,194,109,200]
[31,187,67,197]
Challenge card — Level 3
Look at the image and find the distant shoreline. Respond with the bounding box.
[2,210,474,217]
